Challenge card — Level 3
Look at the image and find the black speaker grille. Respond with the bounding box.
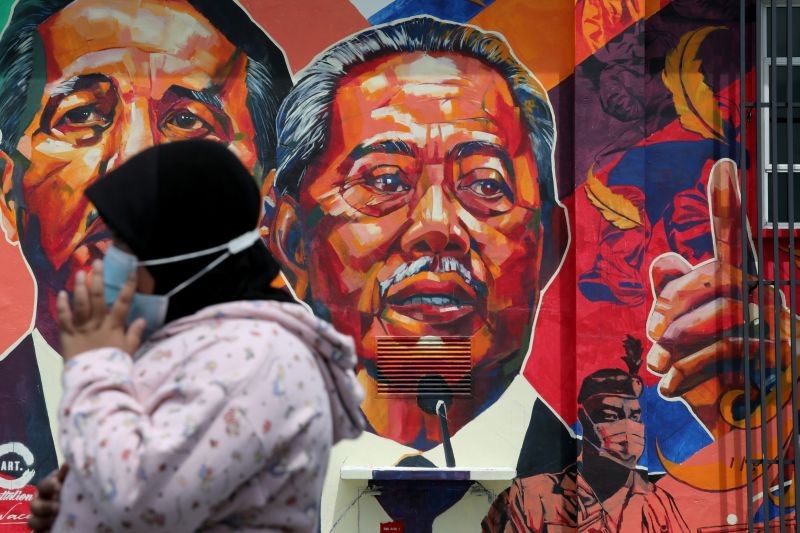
[375,337,472,398]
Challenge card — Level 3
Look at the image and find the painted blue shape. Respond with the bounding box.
[372,468,471,481]
[643,385,712,472]
[368,0,495,25]
[374,479,474,531]
[578,267,644,305]
[606,139,736,223]
[755,497,796,524]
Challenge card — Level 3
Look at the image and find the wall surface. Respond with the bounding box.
[0,0,795,531]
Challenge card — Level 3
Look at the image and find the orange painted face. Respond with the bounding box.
[582,395,645,467]
[1,0,258,293]
[284,52,545,381]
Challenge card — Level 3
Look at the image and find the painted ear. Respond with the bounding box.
[259,168,278,235]
[268,195,309,300]
[0,149,19,242]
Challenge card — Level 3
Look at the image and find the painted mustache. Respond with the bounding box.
[378,256,487,302]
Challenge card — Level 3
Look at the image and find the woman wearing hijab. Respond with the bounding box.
[35,140,363,532]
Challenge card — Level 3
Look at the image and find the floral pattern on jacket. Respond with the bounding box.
[53,300,364,532]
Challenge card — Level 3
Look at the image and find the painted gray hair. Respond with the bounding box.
[274,16,566,281]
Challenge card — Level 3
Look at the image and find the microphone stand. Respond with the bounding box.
[436,400,456,467]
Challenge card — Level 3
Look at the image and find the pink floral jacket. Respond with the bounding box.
[53,300,364,532]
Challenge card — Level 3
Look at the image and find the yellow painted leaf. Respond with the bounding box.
[584,172,642,230]
[662,26,727,142]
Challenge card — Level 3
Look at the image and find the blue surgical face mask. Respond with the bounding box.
[103,229,262,339]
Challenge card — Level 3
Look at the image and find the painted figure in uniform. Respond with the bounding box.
[483,336,689,532]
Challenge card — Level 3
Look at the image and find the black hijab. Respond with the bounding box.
[85,140,294,323]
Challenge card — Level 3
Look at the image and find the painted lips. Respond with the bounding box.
[384,271,478,324]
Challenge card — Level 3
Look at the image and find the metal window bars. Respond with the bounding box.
[741,1,798,531]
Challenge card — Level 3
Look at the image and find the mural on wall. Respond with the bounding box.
[0,0,796,531]
[483,336,689,532]
[263,15,569,452]
[0,1,292,529]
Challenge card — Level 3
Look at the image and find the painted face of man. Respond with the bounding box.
[0,0,259,336]
[582,394,645,468]
[273,52,546,439]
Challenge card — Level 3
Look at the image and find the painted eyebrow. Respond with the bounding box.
[52,78,223,109]
[164,85,224,110]
[449,140,515,181]
[51,73,114,97]
[347,140,416,161]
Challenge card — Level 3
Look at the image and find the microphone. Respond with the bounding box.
[417,375,456,468]
[435,400,456,467]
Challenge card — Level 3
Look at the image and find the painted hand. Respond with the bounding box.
[28,463,69,532]
[646,159,796,439]
[57,260,146,361]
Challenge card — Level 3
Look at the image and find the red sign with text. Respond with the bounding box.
[0,475,35,532]
[380,521,404,533]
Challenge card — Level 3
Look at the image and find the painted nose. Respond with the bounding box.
[401,184,469,256]
[106,100,157,172]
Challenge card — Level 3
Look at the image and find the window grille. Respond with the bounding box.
[742,1,798,531]
[761,1,800,227]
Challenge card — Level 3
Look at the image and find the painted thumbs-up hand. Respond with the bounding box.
[646,159,796,439]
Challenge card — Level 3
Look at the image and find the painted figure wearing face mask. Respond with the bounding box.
[580,394,645,468]
[576,336,646,469]
[481,338,690,533]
